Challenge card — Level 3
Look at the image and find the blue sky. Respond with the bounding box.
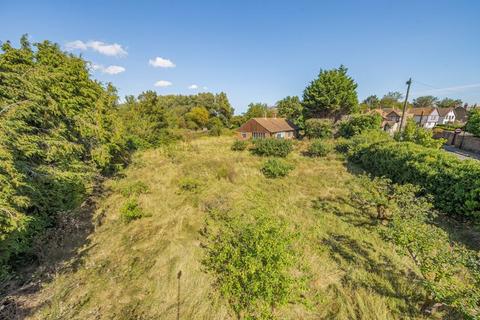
[1,0,479,114]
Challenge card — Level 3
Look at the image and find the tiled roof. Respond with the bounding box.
[408,108,436,116]
[437,107,454,117]
[252,118,297,132]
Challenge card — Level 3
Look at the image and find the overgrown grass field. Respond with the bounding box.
[28,136,434,319]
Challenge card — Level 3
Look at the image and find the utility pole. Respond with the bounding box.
[399,77,412,133]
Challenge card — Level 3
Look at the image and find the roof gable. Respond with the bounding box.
[239,118,297,133]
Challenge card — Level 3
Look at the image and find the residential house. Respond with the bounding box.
[409,108,439,128]
[237,117,298,140]
[437,108,456,124]
[383,109,403,123]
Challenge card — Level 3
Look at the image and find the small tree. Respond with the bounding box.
[276,96,304,129]
[302,65,358,120]
[465,108,480,137]
[395,119,445,149]
[304,119,333,139]
[186,106,210,129]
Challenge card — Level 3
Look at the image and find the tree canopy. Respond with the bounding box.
[276,96,304,128]
[302,65,358,120]
[413,95,438,108]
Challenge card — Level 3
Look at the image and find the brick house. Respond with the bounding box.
[237,118,298,140]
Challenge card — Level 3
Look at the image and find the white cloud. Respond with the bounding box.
[66,40,87,51]
[203,86,208,90]
[149,57,176,68]
[65,40,127,57]
[154,80,172,87]
[89,63,125,75]
[188,84,199,89]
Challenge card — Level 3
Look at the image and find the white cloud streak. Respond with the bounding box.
[414,83,480,96]
[188,84,199,89]
[90,63,126,75]
[154,80,172,87]
[149,57,176,68]
[65,40,127,57]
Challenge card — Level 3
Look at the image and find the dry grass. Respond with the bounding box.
[27,136,433,319]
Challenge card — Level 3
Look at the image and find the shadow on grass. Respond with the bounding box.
[0,180,104,320]
[322,232,423,316]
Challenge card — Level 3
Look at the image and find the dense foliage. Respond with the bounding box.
[203,210,301,319]
[304,118,333,139]
[231,140,248,151]
[305,139,331,157]
[251,139,293,157]
[351,176,480,317]
[302,65,358,120]
[466,108,480,137]
[337,113,382,138]
[350,139,480,220]
[0,37,132,277]
[276,96,304,129]
[395,119,445,149]
[260,159,294,178]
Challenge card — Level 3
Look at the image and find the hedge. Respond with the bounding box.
[352,141,480,220]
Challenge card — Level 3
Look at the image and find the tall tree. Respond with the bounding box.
[276,96,304,128]
[362,95,380,109]
[437,97,463,109]
[380,91,403,109]
[413,96,438,108]
[302,65,358,120]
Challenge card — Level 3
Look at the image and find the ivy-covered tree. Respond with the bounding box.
[302,65,358,120]
[465,108,480,137]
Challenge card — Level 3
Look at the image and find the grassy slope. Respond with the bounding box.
[30,136,430,319]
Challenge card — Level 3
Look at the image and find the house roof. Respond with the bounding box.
[249,118,297,133]
[454,106,467,121]
[408,108,436,116]
[437,107,454,117]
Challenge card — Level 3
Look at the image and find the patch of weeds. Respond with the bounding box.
[120,198,145,223]
[216,163,236,182]
[120,181,150,197]
[261,158,294,178]
[178,176,202,192]
[305,139,332,157]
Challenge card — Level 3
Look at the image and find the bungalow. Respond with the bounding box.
[383,109,403,123]
[437,108,456,124]
[409,108,439,128]
[237,117,298,140]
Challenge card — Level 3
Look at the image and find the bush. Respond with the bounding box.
[304,118,333,139]
[335,130,391,160]
[178,177,202,192]
[231,140,248,151]
[120,198,145,223]
[119,181,149,197]
[465,108,480,137]
[338,113,382,138]
[251,139,293,157]
[203,211,301,318]
[306,139,332,157]
[395,119,445,149]
[209,126,222,136]
[351,140,480,220]
[261,159,294,178]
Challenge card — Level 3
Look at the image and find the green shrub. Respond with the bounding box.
[203,211,301,319]
[120,198,145,223]
[395,119,445,149]
[466,108,480,137]
[351,140,480,220]
[338,113,382,138]
[304,118,333,139]
[209,126,222,136]
[178,177,202,192]
[336,130,391,160]
[306,139,332,157]
[251,139,293,157]
[231,140,248,151]
[261,159,294,178]
[216,164,236,182]
[119,181,150,197]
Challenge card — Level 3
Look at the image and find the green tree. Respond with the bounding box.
[437,97,463,109]
[186,106,210,129]
[380,91,403,108]
[465,108,480,136]
[276,96,304,128]
[302,65,358,120]
[413,96,438,108]
[244,102,274,120]
[395,119,445,148]
[362,95,380,109]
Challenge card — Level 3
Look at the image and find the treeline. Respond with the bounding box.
[0,37,233,278]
